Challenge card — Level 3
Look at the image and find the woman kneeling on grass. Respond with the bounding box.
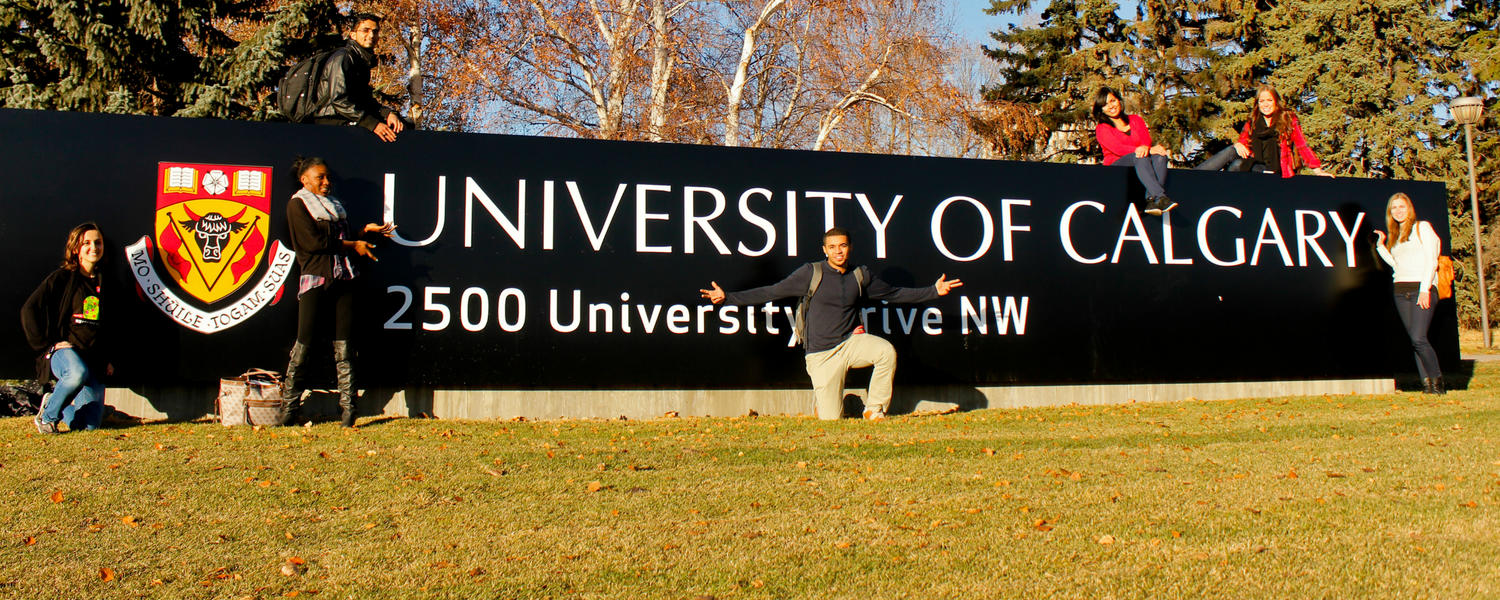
[1374,193,1444,395]
[1093,86,1177,216]
[22,222,114,433]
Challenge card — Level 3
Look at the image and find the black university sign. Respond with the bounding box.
[0,109,1458,389]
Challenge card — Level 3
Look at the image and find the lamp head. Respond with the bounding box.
[1452,96,1484,126]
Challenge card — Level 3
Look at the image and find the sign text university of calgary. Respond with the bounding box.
[376,173,1369,343]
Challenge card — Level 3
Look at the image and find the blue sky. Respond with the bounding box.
[949,0,1014,47]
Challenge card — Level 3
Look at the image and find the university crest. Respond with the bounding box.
[126,163,296,333]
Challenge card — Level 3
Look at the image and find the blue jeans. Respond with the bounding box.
[1196,146,1243,171]
[1111,154,1168,198]
[41,348,105,430]
[1195,146,1275,174]
[1393,288,1442,380]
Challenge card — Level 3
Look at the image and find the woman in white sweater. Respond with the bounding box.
[1374,193,1444,394]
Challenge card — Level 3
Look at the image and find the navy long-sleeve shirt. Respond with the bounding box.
[723,261,939,353]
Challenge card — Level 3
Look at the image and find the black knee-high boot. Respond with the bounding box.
[279,342,308,426]
[333,340,356,427]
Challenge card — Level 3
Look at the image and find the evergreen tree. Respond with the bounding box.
[1446,0,1498,328]
[1181,0,1275,149]
[1241,0,1457,180]
[1126,0,1234,160]
[981,0,1133,161]
[981,0,1245,162]
[0,0,342,119]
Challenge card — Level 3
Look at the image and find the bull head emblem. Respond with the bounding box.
[180,205,249,262]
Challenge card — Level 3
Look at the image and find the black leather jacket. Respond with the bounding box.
[312,40,393,131]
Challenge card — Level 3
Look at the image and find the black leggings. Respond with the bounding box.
[296,281,355,344]
[1393,286,1441,380]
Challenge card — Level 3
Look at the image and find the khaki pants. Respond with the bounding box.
[803,333,896,420]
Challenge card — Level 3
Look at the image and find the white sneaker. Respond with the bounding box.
[34,415,60,434]
[862,408,887,421]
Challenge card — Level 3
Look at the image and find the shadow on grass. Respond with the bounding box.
[1393,358,1476,392]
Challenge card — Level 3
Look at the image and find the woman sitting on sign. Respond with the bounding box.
[1093,86,1176,216]
[1374,193,1445,395]
[1196,84,1334,178]
[22,222,114,433]
[280,156,394,427]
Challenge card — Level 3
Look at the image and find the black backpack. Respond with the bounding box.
[276,49,337,123]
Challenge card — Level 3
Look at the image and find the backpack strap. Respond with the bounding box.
[794,262,823,346]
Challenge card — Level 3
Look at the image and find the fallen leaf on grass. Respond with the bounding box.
[982,448,995,456]
[468,567,486,577]
[587,481,604,493]
[1096,534,1115,545]
[1033,519,1054,532]
[99,567,116,582]
[121,516,138,527]
[1326,472,1347,478]
[24,536,37,546]
[1283,469,1299,479]
[834,541,851,549]
[49,490,63,503]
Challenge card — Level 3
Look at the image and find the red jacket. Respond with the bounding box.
[1236,114,1321,178]
[1095,114,1152,166]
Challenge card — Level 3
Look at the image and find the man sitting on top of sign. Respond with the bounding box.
[699,227,963,420]
[311,13,406,143]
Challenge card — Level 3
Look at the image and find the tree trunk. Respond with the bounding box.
[645,0,676,141]
[403,24,425,128]
[724,0,786,147]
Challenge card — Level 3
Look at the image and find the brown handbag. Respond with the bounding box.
[216,369,283,426]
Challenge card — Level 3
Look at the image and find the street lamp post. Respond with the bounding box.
[1452,96,1488,348]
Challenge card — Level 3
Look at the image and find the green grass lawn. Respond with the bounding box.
[4,365,1499,600]
[1461,328,1500,355]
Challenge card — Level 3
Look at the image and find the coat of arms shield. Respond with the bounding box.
[154,163,273,304]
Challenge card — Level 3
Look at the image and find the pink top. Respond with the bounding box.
[1095,114,1152,166]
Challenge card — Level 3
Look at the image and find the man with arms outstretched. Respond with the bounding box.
[699,227,963,420]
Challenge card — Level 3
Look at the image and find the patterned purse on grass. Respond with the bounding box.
[217,369,283,426]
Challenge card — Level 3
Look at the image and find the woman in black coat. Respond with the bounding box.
[22,222,113,433]
[281,157,392,427]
